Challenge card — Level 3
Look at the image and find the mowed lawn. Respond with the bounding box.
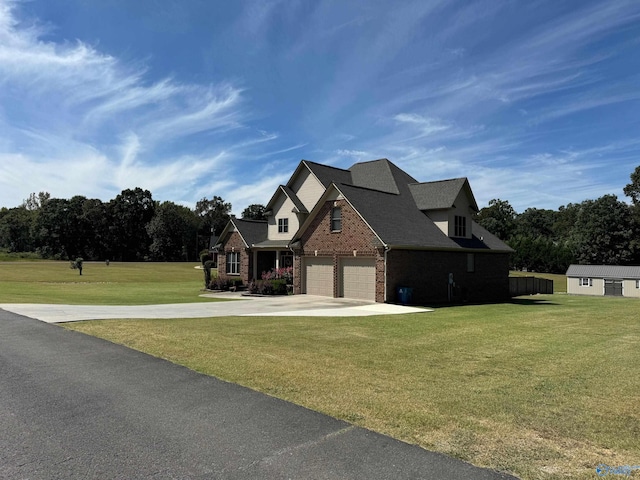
[3,261,638,478]
[0,260,220,305]
[64,296,639,480]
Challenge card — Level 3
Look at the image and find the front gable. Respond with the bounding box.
[288,163,327,212]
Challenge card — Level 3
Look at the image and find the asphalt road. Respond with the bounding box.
[0,309,518,479]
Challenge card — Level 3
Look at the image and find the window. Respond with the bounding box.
[580,278,592,287]
[226,252,240,274]
[636,279,639,289]
[331,207,342,231]
[278,218,288,233]
[454,215,466,237]
[467,253,475,273]
[280,251,293,268]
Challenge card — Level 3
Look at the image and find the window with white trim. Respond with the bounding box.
[331,207,342,232]
[226,252,240,274]
[278,218,288,233]
[580,278,593,287]
[454,215,466,237]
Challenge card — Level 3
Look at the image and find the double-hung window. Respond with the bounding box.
[580,278,592,287]
[454,215,466,237]
[226,252,240,275]
[278,218,288,233]
[331,207,342,232]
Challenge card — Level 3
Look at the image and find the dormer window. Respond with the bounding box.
[454,215,466,237]
[278,218,289,233]
[331,207,342,232]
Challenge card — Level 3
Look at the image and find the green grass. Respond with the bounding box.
[510,271,567,293]
[63,295,640,480]
[0,260,222,305]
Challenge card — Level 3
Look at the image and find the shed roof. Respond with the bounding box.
[566,264,640,279]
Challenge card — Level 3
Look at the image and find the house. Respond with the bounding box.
[566,264,640,297]
[216,158,513,304]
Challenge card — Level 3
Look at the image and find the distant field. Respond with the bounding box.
[64,294,639,480]
[510,270,567,293]
[0,261,221,305]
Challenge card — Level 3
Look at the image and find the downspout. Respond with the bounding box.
[384,246,390,302]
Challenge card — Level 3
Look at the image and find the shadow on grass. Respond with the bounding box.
[413,296,559,309]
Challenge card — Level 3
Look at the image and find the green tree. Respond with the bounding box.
[241,204,267,220]
[476,199,517,241]
[623,165,640,205]
[572,195,635,265]
[22,191,51,211]
[195,196,231,236]
[108,188,155,261]
[33,198,73,258]
[0,207,36,252]
[147,201,199,261]
[514,208,556,239]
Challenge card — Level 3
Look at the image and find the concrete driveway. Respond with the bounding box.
[0,293,430,323]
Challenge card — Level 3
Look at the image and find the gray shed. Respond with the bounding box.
[566,264,640,297]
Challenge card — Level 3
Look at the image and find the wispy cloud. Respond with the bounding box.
[0,0,260,208]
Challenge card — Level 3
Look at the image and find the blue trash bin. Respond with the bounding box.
[397,287,413,305]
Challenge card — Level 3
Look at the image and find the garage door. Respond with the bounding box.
[341,257,376,301]
[304,257,334,297]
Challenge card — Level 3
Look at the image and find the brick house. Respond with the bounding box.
[216,158,512,304]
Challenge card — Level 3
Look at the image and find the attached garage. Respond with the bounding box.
[303,257,334,297]
[340,257,376,301]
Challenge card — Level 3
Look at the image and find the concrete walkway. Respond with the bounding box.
[0,293,431,323]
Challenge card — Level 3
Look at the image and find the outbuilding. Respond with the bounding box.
[566,264,640,297]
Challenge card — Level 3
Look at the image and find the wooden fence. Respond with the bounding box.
[509,276,554,296]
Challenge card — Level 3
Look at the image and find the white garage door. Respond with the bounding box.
[341,257,376,301]
[304,257,334,297]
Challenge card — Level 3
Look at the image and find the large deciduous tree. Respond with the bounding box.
[571,195,635,265]
[241,204,267,221]
[475,199,517,241]
[147,201,199,261]
[0,207,36,252]
[108,188,155,261]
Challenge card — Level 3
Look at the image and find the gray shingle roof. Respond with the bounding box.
[349,158,418,194]
[303,160,352,187]
[335,183,511,251]
[230,217,267,247]
[410,178,469,210]
[566,264,640,279]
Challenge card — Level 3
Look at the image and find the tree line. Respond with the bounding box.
[0,188,267,262]
[475,166,640,273]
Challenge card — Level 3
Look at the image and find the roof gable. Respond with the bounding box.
[349,158,418,195]
[265,185,308,214]
[218,217,267,248]
[409,178,478,212]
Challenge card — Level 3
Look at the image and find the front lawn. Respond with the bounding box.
[63,294,640,480]
[0,261,221,305]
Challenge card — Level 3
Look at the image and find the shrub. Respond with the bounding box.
[200,250,212,265]
[203,260,214,287]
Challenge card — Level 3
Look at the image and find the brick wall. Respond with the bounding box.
[294,200,385,300]
[386,250,510,304]
[217,230,251,285]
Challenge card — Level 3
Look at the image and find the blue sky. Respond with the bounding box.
[1,0,639,214]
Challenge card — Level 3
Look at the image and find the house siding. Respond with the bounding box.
[268,194,300,240]
[386,250,510,304]
[624,279,640,297]
[290,167,325,212]
[217,230,251,285]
